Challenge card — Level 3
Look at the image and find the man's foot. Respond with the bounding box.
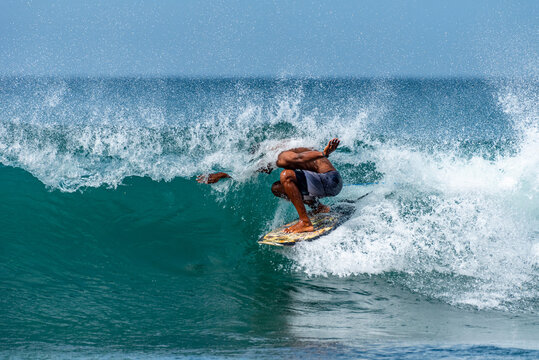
[284,219,314,233]
[310,204,330,214]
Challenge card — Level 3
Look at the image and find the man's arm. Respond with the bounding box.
[276,150,325,169]
[276,138,340,169]
[256,163,274,174]
[274,147,315,169]
[322,138,340,157]
[196,172,231,184]
[286,147,314,153]
[197,139,340,182]
[198,160,277,185]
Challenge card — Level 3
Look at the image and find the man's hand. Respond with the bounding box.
[323,138,340,157]
[257,163,274,174]
[196,172,231,184]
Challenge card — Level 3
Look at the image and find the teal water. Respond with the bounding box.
[0,78,538,358]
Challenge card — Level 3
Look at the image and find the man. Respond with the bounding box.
[197,138,343,233]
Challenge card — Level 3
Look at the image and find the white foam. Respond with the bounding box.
[285,80,538,311]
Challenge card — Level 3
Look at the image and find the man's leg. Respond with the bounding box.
[272,181,329,213]
[304,198,330,214]
[279,170,314,233]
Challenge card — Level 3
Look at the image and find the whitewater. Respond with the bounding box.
[0,77,537,358]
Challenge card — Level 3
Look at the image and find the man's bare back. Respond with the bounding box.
[275,147,337,173]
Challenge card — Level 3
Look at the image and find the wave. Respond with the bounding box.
[288,79,538,311]
[0,77,537,312]
[0,77,389,191]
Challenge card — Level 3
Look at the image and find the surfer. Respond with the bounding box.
[197,138,343,233]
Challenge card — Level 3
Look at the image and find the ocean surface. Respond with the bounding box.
[0,77,537,359]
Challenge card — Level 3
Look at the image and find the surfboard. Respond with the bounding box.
[258,204,355,246]
[259,193,370,247]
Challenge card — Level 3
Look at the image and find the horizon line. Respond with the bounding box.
[0,74,531,81]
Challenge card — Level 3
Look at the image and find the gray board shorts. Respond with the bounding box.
[293,170,343,200]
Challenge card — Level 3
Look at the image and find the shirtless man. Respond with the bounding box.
[197,138,343,233]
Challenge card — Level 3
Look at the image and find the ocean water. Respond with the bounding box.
[0,77,537,359]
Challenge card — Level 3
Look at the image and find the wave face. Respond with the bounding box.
[0,77,538,354]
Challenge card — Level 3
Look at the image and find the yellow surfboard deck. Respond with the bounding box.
[259,205,354,246]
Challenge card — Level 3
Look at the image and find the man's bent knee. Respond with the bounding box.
[280,169,296,184]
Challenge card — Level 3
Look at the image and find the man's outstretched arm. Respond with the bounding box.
[197,162,276,184]
[196,172,231,184]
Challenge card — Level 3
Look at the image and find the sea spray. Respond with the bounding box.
[288,79,538,311]
[0,77,537,314]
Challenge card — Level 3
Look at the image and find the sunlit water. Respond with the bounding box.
[0,77,537,358]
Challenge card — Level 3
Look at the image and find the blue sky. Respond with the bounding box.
[0,0,537,77]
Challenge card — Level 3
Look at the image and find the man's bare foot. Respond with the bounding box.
[284,221,302,233]
[284,220,314,233]
[310,204,330,214]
